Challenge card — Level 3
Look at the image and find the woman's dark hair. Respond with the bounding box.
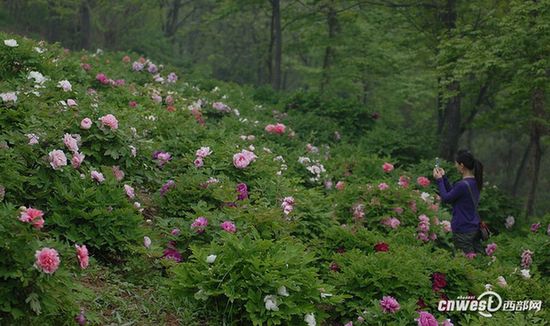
[456,149,484,191]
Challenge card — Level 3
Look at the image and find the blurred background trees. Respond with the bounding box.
[1,0,548,216]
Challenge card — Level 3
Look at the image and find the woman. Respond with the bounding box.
[433,150,484,255]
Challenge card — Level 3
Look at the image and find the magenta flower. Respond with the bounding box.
[382,162,394,173]
[160,180,175,196]
[521,250,533,269]
[90,170,105,183]
[415,311,438,326]
[380,296,400,313]
[265,123,286,135]
[378,182,389,191]
[485,243,497,256]
[98,114,118,130]
[417,176,431,187]
[191,217,208,233]
[236,183,248,200]
[163,248,182,262]
[220,221,236,233]
[530,223,541,233]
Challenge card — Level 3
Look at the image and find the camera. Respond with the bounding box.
[435,157,440,168]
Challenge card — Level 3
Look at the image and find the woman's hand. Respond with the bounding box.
[433,167,445,180]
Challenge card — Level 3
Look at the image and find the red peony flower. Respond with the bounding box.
[374,242,389,252]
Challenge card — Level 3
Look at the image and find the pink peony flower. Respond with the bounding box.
[417,176,431,187]
[19,207,45,229]
[154,151,172,167]
[160,180,175,196]
[63,133,79,152]
[49,150,67,170]
[265,123,286,135]
[122,55,131,63]
[67,99,77,107]
[26,133,39,145]
[80,118,92,129]
[165,95,174,106]
[335,181,345,191]
[220,221,236,233]
[132,61,144,71]
[465,252,477,260]
[441,220,452,233]
[233,152,252,169]
[194,157,204,168]
[71,152,85,169]
[393,207,404,215]
[236,183,248,201]
[378,182,389,191]
[196,146,212,158]
[171,228,181,236]
[382,217,401,229]
[441,319,454,326]
[58,80,72,92]
[147,63,158,74]
[124,184,135,199]
[81,63,91,71]
[380,296,400,313]
[34,248,60,274]
[521,250,533,269]
[96,73,109,85]
[415,311,438,326]
[90,170,105,183]
[485,243,497,256]
[75,309,86,325]
[75,244,89,269]
[382,162,394,173]
[112,165,124,181]
[98,114,118,130]
[398,176,409,188]
[212,102,231,113]
[191,217,208,233]
[129,100,137,108]
[167,72,178,83]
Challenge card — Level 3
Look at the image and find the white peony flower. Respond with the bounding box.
[304,313,316,326]
[278,286,289,297]
[520,269,530,279]
[28,71,47,84]
[4,39,18,47]
[206,254,217,264]
[497,276,507,287]
[143,236,152,248]
[263,295,279,311]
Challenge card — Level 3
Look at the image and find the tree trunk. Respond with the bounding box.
[79,0,91,49]
[512,139,533,197]
[271,0,282,90]
[320,4,339,92]
[438,81,461,160]
[525,88,544,216]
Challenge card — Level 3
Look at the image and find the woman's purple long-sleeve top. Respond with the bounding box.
[436,176,480,233]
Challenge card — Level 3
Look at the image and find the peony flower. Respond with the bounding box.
[191,217,208,233]
[132,61,144,71]
[122,55,131,63]
[264,295,279,311]
[335,181,345,191]
[380,296,400,313]
[63,133,79,152]
[27,71,47,84]
[278,286,289,297]
[415,311,438,326]
[130,145,137,157]
[170,228,181,236]
[49,150,67,170]
[329,262,341,272]
[374,242,389,252]
[265,123,286,135]
[520,269,530,279]
[505,215,515,229]
[67,99,77,107]
[432,272,447,291]
[521,250,533,269]
[485,243,497,256]
[212,102,231,113]
[206,254,217,263]
[98,114,118,130]
[147,63,158,74]
[441,319,454,326]
[26,133,39,145]
[417,176,431,187]
[441,220,452,233]
[465,252,477,260]
[154,151,172,167]
[163,248,182,262]
[530,223,541,233]
[112,165,124,181]
[236,183,248,200]
[71,152,85,169]
[34,248,60,274]
[124,184,135,199]
[80,118,92,129]
[75,309,86,325]
[196,146,212,158]
[19,207,45,229]
[233,152,251,169]
[159,179,175,196]
[143,236,152,248]
[167,72,178,83]
[382,217,401,229]
[378,182,389,191]
[0,92,17,103]
[75,244,89,269]
[398,175,409,188]
[194,157,204,168]
[220,221,236,233]
[382,162,394,173]
[4,39,18,47]
[304,313,316,326]
[58,80,72,92]
[497,276,507,287]
[90,170,105,183]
